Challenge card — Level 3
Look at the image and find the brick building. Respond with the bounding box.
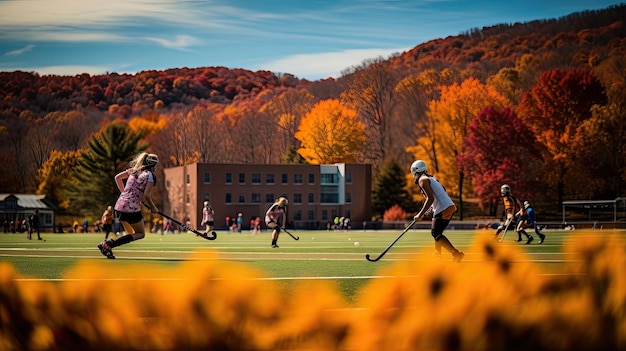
[163,163,371,230]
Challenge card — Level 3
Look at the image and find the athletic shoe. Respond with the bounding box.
[452,251,464,263]
[97,240,115,259]
[526,236,534,245]
[538,234,545,244]
[271,244,279,248]
[516,238,523,242]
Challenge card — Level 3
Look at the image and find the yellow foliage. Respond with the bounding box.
[128,116,166,139]
[413,78,511,196]
[0,232,624,350]
[295,99,366,164]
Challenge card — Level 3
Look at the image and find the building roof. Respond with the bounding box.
[0,194,56,210]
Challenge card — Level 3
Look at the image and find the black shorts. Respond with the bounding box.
[115,210,143,224]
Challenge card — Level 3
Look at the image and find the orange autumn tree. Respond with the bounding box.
[295,99,366,164]
[36,150,82,212]
[415,78,509,219]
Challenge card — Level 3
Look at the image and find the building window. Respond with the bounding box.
[293,193,302,204]
[281,173,288,184]
[321,173,338,184]
[266,173,275,184]
[204,192,211,202]
[43,213,52,226]
[308,173,315,184]
[252,173,261,184]
[308,193,314,203]
[322,210,328,221]
[307,210,315,221]
[203,172,211,184]
[293,210,302,220]
[266,194,275,203]
[186,194,190,204]
[225,193,232,203]
[226,173,232,184]
[294,174,303,184]
[238,194,245,203]
[251,193,261,203]
[186,174,190,185]
[346,172,352,183]
[320,185,339,203]
[345,210,351,219]
[346,192,352,203]
[238,173,245,184]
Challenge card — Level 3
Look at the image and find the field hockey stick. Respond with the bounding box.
[142,202,216,240]
[281,227,300,240]
[365,219,416,262]
[499,217,516,242]
[498,224,509,242]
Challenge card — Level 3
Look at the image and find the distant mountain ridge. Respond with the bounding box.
[0,4,624,119]
[384,3,625,78]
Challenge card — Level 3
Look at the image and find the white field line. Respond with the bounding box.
[15,272,584,283]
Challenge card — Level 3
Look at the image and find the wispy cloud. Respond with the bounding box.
[0,64,129,76]
[259,48,409,80]
[145,35,202,50]
[5,44,34,56]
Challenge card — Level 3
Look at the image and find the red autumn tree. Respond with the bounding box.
[517,68,607,210]
[459,106,542,211]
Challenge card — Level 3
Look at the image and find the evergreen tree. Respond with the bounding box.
[371,158,416,220]
[68,122,148,217]
[281,145,306,164]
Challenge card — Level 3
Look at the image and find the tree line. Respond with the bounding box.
[0,4,624,221]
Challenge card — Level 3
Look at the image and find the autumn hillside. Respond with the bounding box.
[1,4,624,119]
[0,4,625,221]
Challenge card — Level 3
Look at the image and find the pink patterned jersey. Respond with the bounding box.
[114,170,155,213]
[202,207,214,223]
[265,203,285,223]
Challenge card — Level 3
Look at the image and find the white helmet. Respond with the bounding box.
[523,200,530,209]
[500,184,511,196]
[204,201,209,206]
[410,160,427,177]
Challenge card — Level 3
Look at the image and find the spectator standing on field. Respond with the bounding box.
[28,210,42,240]
[97,152,159,259]
[102,206,114,239]
[411,160,464,262]
[265,197,288,248]
[236,213,243,232]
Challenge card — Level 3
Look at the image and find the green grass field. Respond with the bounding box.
[0,227,611,301]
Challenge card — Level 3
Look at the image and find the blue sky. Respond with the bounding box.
[0,0,622,81]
